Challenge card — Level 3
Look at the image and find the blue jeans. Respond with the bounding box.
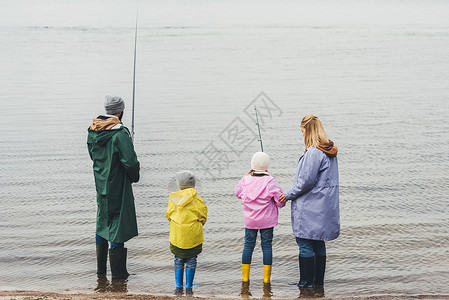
[174,256,197,270]
[296,237,326,257]
[95,234,124,250]
[242,227,274,265]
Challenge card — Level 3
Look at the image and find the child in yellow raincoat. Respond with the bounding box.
[166,170,207,296]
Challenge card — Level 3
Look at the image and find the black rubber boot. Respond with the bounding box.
[297,256,315,288]
[314,255,326,286]
[109,248,130,279]
[96,244,108,275]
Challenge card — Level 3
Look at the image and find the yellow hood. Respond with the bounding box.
[168,188,196,207]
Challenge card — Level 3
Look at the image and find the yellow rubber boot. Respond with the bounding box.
[242,264,251,282]
[263,265,272,284]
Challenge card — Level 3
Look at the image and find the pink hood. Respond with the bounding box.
[235,175,285,229]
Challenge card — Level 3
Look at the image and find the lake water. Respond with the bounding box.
[1,0,449,298]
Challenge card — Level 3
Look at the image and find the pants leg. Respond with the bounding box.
[295,238,315,258]
[174,256,186,269]
[95,234,124,250]
[260,228,274,265]
[185,256,197,270]
[313,240,326,256]
[242,228,257,264]
[110,242,124,250]
[95,234,108,245]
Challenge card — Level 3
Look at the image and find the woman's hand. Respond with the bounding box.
[279,193,288,203]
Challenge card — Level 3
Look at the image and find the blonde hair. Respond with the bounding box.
[301,115,329,151]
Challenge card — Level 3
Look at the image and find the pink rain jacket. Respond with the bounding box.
[235,175,285,229]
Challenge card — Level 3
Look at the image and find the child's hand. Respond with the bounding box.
[279,193,287,203]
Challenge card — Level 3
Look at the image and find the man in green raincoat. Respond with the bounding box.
[87,95,140,279]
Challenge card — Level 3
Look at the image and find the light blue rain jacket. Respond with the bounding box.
[284,147,340,241]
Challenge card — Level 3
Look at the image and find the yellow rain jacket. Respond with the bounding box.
[166,188,207,249]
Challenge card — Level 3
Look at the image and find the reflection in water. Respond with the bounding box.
[298,287,314,298]
[94,275,109,293]
[94,276,128,294]
[314,286,325,298]
[174,287,183,296]
[110,279,128,293]
[240,281,251,299]
[185,288,194,297]
[298,286,325,299]
[263,282,273,298]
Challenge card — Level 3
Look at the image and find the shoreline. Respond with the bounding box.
[1,291,449,300]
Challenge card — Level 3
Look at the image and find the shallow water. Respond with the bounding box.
[1,0,449,298]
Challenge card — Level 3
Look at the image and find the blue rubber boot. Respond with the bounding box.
[175,268,184,288]
[185,269,195,295]
[174,268,184,295]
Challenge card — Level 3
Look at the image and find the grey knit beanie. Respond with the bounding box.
[175,170,196,190]
[104,95,125,115]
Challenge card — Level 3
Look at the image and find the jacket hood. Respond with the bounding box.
[169,188,197,207]
[240,175,274,201]
[317,140,338,157]
[90,115,122,131]
[87,116,123,146]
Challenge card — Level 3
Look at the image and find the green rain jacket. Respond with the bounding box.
[87,115,140,243]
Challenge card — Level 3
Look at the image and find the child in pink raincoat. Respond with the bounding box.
[235,152,285,285]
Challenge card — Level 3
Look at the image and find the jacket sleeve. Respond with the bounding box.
[197,198,208,226]
[283,149,322,200]
[268,178,285,208]
[166,201,174,222]
[87,133,94,160]
[87,144,93,160]
[115,128,140,183]
[235,178,244,198]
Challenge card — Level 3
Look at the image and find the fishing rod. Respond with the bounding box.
[254,102,264,152]
[131,9,138,143]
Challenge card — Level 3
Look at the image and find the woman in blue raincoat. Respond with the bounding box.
[279,115,340,290]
